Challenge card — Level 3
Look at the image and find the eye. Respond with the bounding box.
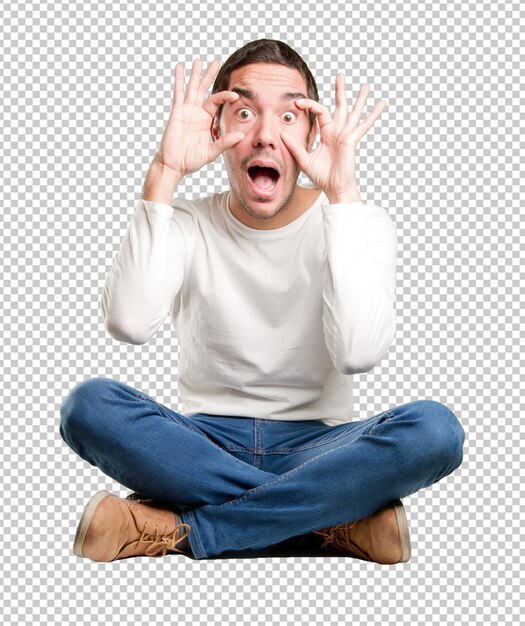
[282,111,297,123]
[235,108,254,121]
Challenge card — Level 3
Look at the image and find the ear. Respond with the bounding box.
[211,116,221,142]
[305,117,318,152]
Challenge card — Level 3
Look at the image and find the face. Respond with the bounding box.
[211,63,318,229]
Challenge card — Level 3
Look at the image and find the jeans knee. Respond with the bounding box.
[59,377,115,446]
[413,400,465,472]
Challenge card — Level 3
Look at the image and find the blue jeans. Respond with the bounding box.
[59,377,464,560]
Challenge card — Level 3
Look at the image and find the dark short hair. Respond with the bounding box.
[212,38,319,131]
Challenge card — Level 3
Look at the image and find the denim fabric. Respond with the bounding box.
[59,377,465,560]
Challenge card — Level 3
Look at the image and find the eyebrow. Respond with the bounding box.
[231,87,307,102]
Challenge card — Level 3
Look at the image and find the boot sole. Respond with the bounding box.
[392,499,411,563]
[73,490,112,557]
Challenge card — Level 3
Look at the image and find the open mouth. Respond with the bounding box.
[247,165,280,195]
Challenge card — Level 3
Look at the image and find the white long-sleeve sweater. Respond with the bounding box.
[100,188,397,426]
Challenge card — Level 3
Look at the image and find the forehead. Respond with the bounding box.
[227,63,308,97]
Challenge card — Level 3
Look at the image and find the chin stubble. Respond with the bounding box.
[237,172,299,221]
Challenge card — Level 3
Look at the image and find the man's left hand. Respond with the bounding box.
[280,75,386,204]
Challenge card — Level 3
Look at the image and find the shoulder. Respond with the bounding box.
[173,190,227,213]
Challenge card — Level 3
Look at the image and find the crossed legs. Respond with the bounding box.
[59,377,464,559]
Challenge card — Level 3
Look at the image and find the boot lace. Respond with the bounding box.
[138,521,191,557]
[313,521,369,559]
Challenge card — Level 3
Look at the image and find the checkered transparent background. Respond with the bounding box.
[1,0,523,624]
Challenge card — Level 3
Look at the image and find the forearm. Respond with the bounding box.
[322,201,397,374]
[141,152,183,205]
[101,199,189,344]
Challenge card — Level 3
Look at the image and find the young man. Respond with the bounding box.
[59,39,464,564]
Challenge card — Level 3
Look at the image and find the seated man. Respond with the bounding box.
[59,38,464,564]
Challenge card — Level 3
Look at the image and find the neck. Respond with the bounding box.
[228,185,322,230]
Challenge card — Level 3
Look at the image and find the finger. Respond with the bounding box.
[294,98,332,128]
[333,73,348,124]
[185,58,203,104]
[208,131,245,161]
[202,90,240,118]
[196,59,220,104]
[347,83,370,128]
[173,63,185,107]
[354,100,387,141]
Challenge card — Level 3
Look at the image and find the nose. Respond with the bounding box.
[252,112,278,149]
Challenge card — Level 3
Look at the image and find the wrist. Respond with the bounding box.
[325,180,361,204]
[325,181,361,204]
[142,156,183,204]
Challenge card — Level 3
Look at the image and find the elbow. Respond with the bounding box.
[101,297,153,345]
[339,355,378,375]
[337,322,395,375]
[104,318,151,345]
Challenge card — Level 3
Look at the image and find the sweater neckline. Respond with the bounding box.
[224,187,326,239]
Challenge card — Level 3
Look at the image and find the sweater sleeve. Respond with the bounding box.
[321,200,398,374]
[100,199,195,345]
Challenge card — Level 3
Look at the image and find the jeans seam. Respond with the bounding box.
[215,413,385,454]
[185,509,207,559]
[263,431,359,453]
[368,410,396,435]
[218,429,372,508]
[254,418,263,467]
[263,413,383,453]
[140,396,205,437]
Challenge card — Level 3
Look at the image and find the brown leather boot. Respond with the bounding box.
[73,490,191,562]
[312,500,411,564]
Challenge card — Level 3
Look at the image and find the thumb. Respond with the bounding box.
[281,131,308,169]
[208,131,245,161]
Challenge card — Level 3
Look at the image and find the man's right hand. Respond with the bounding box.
[157,58,245,179]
